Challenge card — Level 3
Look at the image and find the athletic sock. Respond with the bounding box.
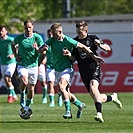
[20,90,26,98]
[10,86,17,97]
[42,86,47,98]
[26,98,31,107]
[106,95,112,102]
[64,100,71,112]
[7,87,13,96]
[72,98,82,108]
[95,102,102,113]
[49,94,54,103]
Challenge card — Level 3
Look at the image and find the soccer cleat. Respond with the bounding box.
[49,102,55,107]
[111,93,122,109]
[7,96,14,103]
[94,112,104,123]
[63,111,72,119]
[42,98,47,104]
[20,95,26,107]
[58,97,63,106]
[76,103,86,118]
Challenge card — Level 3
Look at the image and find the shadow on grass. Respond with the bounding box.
[0,120,93,124]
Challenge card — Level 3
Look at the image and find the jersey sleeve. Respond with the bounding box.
[65,36,78,48]
[35,34,44,47]
[90,35,99,41]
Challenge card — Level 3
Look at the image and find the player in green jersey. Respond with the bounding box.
[46,29,63,107]
[38,23,105,119]
[11,20,45,109]
[0,25,18,103]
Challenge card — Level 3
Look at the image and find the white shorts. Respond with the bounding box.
[46,68,55,82]
[55,68,74,85]
[38,64,46,82]
[17,65,38,85]
[1,63,16,78]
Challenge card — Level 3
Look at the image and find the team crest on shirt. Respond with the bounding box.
[78,40,91,59]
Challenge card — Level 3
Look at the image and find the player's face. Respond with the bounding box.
[0,27,7,38]
[76,26,88,39]
[51,27,62,40]
[24,22,34,37]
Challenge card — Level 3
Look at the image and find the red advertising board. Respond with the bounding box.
[36,63,133,93]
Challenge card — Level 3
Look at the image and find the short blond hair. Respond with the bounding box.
[50,23,62,31]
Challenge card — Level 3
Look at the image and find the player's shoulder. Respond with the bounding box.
[33,32,42,38]
[7,35,14,41]
[88,34,99,40]
[64,35,76,42]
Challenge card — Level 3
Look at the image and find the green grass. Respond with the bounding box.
[0,93,132,133]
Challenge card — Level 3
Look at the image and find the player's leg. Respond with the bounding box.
[100,93,122,109]
[41,81,47,104]
[46,68,55,106]
[59,78,72,119]
[48,81,55,107]
[18,67,28,107]
[89,79,104,123]
[38,64,47,104]
[17,66,29,107]
[58,91,63,106]
[67,86,86,118]
[2,63,18,103]
[56,69,72,119]
[8,63,18,101]
[25,66,38,107]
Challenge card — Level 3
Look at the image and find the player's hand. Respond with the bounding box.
[7,54,14,59]
[62,47,71,57]
[38,45,49,53]
[32,42,39,50]
[94,55,105,65]
[94,39,100,46]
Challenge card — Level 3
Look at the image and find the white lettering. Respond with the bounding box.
[102,71,119,86]
[124,71,133,86]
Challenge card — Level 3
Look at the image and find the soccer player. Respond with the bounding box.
[31,31,47,104]
[65,21,122,123]
[46,29,62,107]
[11,20,45,108]
[38,23,105,119]
[0,25,18,103]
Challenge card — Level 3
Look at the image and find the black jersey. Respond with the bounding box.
[72,34,101,89]
[72,34,99,71]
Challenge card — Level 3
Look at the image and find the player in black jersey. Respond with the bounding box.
[64,21,122,123]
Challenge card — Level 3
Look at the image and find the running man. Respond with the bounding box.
[37,23,105,119]
[46,29,62,107]
[11,20,45,109]
[0,25,18,103]
[65,21,122,123]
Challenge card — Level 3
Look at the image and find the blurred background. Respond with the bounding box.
[0,0,133,94]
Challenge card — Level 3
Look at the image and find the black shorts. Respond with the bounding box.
[79,62,101,92]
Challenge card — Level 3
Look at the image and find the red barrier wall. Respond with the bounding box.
[36,63,133,93]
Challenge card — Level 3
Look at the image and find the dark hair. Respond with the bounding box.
[23,20,34,26]
[47,29,51,33]
[0,25,6,30]
[76,21,88,28]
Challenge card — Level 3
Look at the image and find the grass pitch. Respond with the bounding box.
[0,92,132,133]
